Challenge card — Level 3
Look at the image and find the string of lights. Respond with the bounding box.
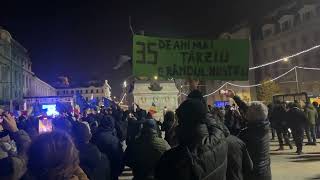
[179,66,320,97]
[249,45,320,70]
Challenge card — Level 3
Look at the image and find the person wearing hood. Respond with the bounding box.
[91,115,124,180]
[73,122,111,180]
[286,102,308,154]
[304,101,318,145]
[125,119,170,180]
[155,96,229,180]
[227,90,271,180]
[0,112,31,180]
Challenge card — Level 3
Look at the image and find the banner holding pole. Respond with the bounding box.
[133,35,249,80]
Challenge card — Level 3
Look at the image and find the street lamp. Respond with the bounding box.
[154,76,158,80]
[123,81,127,88]
[283,57,289,62]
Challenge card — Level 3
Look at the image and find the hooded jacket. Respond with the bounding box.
[125,127,170,180]
[155,99,228,180]
[91,116,124,180]
[305,104,318,125]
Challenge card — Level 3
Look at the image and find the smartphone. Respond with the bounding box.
[38,117,53,134]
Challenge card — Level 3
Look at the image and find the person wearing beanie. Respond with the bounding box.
[155,98,228,180]
[73,122,111,180]
[91,115,124,180]
[125,119,170,180]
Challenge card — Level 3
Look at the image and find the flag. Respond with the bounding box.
[113,55,131,70]
[103,97,112,108]
[75,92,89,112]
[89,97,99,110]
[148,103,157,115]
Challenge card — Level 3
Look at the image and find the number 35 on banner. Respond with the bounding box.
[132,35,249,81]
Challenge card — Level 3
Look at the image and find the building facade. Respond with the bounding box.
[0,27,56,109]
[56,81,107,102]
[254,0,320,97]
[204,0,320,105]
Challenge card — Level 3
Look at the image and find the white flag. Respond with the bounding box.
[113,55,131,70]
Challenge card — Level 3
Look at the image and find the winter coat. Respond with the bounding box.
[91,127,124,180]
[286,107,308,129]
[270,104,287,129]
[155,115,228,180]
[305,104,318,125]
[77,142,111,180]
[125,130,170,180]
[226,135,253,180]
[0,130,31,180]
[233,96,271,180]
[126,118,143,145]
[239,121,271,180]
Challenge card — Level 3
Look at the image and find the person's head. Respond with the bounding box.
[141,119,158,135]
[52,117,73,134]
[100,115,115,131]
[176,99,207,130]
[73,122,92,144]
[146,112,153,119]
[187,90,207,107]
[313,101,319,108]
[246,101,268,123]
[27,131,79,180]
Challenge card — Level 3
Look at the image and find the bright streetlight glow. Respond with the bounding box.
[123,81,127,88]
[283,57,289,62]
[154,76,158,80]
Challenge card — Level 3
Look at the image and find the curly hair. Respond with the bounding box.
[27,131,79,180]
[246,101,268,123]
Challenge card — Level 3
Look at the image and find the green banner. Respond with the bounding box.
[133,35,249,80]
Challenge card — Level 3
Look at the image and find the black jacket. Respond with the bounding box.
[270,104,287,129]
[234,96,271,180]
[77,142,111,180]
[286,107,308,129]
[239,121,271,180]
[226,135,253,180]
[155,115,228,180]
[91,127,124,180]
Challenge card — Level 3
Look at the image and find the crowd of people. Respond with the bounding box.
[5,86,311,180]
[269,100,319,154]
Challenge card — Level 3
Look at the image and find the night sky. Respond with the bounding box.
[0,0,289,96]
